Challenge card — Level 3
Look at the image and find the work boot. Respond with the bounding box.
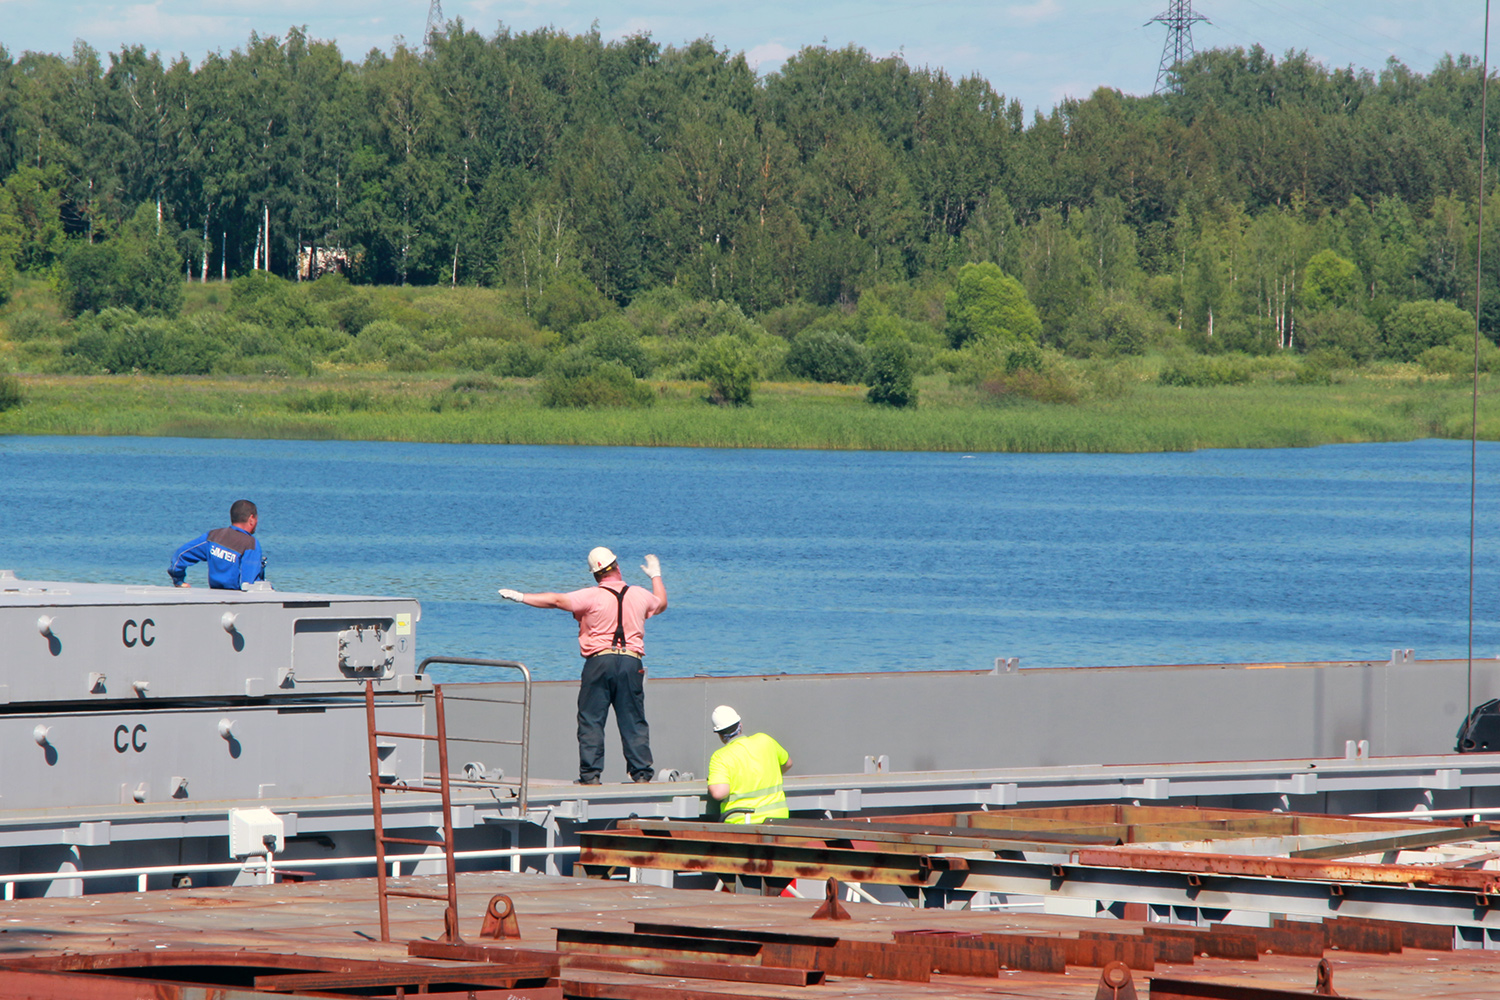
[632,770,654,783]
[577,776,601,785]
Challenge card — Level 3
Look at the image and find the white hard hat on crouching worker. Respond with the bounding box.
[711,705,741,733]
[587,546,617,574]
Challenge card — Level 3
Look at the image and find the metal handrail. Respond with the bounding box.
[417,657,531,814]
[0,845,582,898]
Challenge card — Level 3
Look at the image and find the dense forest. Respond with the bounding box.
[1,23,1499,407]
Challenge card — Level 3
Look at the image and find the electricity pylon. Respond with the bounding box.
[1148,0,1209,95]
[425,0,444,47]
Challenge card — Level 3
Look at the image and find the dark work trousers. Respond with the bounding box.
[577,652,653,782]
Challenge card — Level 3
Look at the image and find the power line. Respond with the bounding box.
[1148,0,1210,94]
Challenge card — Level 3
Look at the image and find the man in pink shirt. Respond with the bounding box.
[499,547,667,784]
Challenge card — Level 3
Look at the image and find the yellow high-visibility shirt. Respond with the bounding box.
[708,732,789,824]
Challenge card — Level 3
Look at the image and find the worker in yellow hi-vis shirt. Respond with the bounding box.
[706,705,791,824]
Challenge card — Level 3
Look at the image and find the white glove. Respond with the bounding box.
[641,554,662,578]
[498,588,525,603]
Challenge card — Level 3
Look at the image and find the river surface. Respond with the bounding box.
[2,436,1499,683]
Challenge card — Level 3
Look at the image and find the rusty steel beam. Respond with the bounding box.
[556,927,765,964]
[1081,930,1197,964]
[560,954,823,986]
[1148,978,1372,1000]
[624,816,1113,852]
[578,830,936,885]
[410,941,563,965]
[0,951,399,975]
[761,818,1118,849]
[253,964,558,991]
[1329,915,1454,951]
[631,922,840,947]
[895,930,1067,974]
[1075,847,1500,892]
[1241,926,1326,958]
[1143,926,1259,961]
[1289,825,1492,860]
[0,971,312,1000]
[561,981,782,1000]
[759,941,933,982]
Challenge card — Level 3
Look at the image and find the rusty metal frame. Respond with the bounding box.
[578,829,941,885]
[365,679,462,944]
[623,817,1114,852]
[1288,825,1492,860]
[1075,847,1500,892]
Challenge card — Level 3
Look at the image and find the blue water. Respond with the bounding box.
[2,436,1498,683]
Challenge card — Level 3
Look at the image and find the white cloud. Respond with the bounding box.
[1005,0,1060,28]
[744,41,794,73]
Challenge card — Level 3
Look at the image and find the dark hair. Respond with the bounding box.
[230,499,258,524]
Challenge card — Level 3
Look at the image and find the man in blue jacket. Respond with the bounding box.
[168,499,267,590]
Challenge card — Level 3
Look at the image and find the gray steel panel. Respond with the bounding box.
[0,575,422,703]
[0,701,424,811]
[438,657,1500,783]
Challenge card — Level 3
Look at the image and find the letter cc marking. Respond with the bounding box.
[113,725,147,753]
[121,618,156,648]
[132,724,147,752]
[114,725,129,753]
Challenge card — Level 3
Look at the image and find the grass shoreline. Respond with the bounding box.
[1,372,1497,453]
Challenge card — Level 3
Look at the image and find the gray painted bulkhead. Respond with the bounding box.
[440,656,1500,784]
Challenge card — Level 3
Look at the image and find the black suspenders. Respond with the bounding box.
[603,585,630,649]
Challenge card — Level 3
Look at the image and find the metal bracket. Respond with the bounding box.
[810,877,851,920]
[1094,961,1138,1000]
[1314,957,1338,996]
[479,893,521,939]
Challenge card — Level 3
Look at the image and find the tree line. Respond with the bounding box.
[1,24,1499,403]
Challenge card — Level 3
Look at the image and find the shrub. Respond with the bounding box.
[788,329,868,383]
[866,338,917,407]
[228,271,330,333]
[1158,355,1255,387]
[495,341,550,377]
[285,389,374,413]
[757,300,827,340]
[1062,290,1158,357]
[1418,335,1500,375]
[1381,299,1473,362]
[58,203,185,318]
[696,334,757,405]
[350,319,426,369]
[533,278,610,337]
[0,373,22,411]
[5,309,64,342]
[431,375,501,412]
[667,300,763,342]
[578,316,652,376]
[1005,341,1044,374]
[980,367,1080,405]
[540,356,654,408]
[68,309,222,374]
[1298,309,1378,362]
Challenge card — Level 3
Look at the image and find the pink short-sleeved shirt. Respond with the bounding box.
[567,583,663,657]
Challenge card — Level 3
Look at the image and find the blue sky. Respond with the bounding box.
[0,1,1488,116]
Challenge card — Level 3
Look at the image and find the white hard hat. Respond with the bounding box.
[711,705,741,732]
[587,546,617,574]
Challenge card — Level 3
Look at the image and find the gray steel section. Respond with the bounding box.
[439,657,1500,783]
[0,575,423,703]
[0,700,425,811]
